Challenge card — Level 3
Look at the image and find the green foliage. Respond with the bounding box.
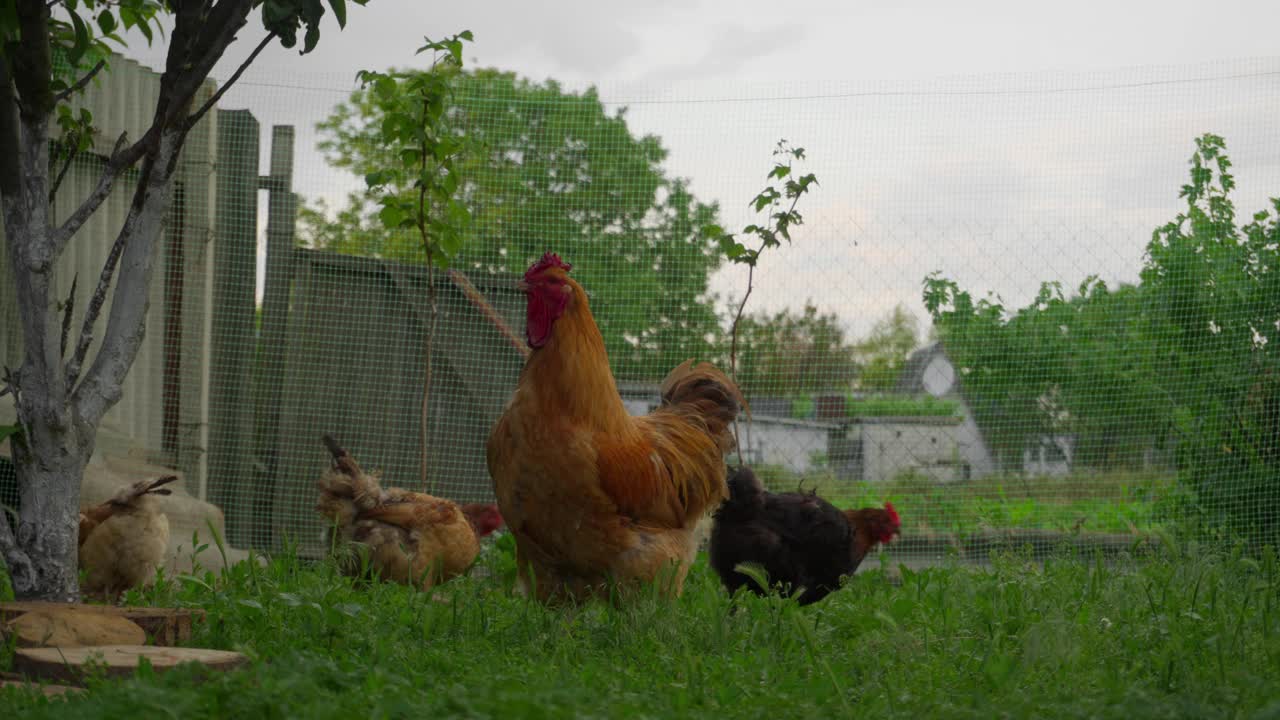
[0,424,20,445]
[305,68,723,380]
[751,463,1174,535]
[1141,134,1280,547]
[703,140,819,416]
[354,31,473,267]
[854,303,920,392]
[732,301,857,397]
[702,140,819,269]
[924,275,1167,471]
[260,0,367,53]
[924,134,1280,547]
[3,542,1278,718]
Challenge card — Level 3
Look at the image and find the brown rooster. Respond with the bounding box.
[710,466,900,605]
[317,436,503,590]
[78,475,177,598]
[487,252,744,604]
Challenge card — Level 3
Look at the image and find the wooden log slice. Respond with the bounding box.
[0,602,204,646]
[12,645,247,685]
[4,608,147,648]
[0,670,85,698]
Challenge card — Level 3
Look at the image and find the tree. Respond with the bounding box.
[730,301,857,398]
[0,0,367,601]
[853,303,919,392]
[353,32,473,492]
[923,134,1280,546]
[1142,134,1280,545]
[303,68,723,381]
[924,275,1168,471]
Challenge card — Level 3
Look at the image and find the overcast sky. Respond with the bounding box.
[122,0,1280,339]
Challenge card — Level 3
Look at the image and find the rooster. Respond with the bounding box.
[487,252,744,604]
[317,436,503,590]
[78,475,178,598]
[709,466,900,605]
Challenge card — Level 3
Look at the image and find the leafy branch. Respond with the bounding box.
[357,30,474,492]
[703,140,818,465]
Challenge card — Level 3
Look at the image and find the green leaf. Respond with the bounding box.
[378,204,404,228]
[68,10,91,65]
[0,425,22,445]
[96,10,116,35]
[326,0,346,29]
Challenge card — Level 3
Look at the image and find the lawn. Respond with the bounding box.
[2,533,1278,719]
[757,467,1180,536]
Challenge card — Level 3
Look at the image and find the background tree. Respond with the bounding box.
[729,301,857,398]
[1141,134,1280,546]
[0,0,367,601]
[303,68,723,381]
[853,303,920,392]
[924,134,1280,546]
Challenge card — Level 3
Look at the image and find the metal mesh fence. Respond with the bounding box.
[5,55,1280,561]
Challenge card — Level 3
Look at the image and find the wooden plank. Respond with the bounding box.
[0,602,205,646]
[13,645,247,685]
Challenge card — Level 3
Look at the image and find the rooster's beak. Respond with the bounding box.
[515,279,530,293]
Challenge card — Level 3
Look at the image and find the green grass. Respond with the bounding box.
[2,534,1279,719]
[755,466,1179,535]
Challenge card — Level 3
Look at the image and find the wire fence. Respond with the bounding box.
[4,54,1280,561]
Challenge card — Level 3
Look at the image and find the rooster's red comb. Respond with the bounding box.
[525,252,572,279]
[884,501,900,527]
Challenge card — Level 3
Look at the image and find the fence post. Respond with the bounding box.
[209,109,260,548]
[253,125,295,550]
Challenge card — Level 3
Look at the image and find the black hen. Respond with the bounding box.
[709,466,901,605]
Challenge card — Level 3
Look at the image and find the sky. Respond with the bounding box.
[119,0,1280,340]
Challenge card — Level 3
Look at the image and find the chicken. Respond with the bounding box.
[486,252,744,604]
[709,466,900,605]
[317,435,503,590]
[78,475,177,598]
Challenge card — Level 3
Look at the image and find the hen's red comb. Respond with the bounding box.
[525,252,572,279]
[884,501,900,527]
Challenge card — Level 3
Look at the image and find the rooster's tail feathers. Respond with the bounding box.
[318,434,383,511]
[110,475,178,506]
[659,360,747,453]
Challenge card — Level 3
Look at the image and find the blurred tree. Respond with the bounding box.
[730,301,858,398]
[853,303,920,392]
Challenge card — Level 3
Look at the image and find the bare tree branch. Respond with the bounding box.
[60,272,77,360]
[52,58,106,104]
[64,166,138,390]
[71,127,182,425]
[48,142,82,203]
[51,0,257,261]
[48,132,152,263]
[184,32,274,132]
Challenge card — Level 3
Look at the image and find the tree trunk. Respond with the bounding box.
[0,110,86,601]
[7,422,93,601]
[0,108,182,601]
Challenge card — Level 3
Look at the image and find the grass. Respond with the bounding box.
[755,466,1180,535]
[2,533,1279,719]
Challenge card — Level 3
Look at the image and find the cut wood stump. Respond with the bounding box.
[12,645,248,685]
[4,608,146,648]
[0,602,204,646]
[0,671,85,698]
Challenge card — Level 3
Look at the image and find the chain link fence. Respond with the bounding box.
[4,55,1280,561]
